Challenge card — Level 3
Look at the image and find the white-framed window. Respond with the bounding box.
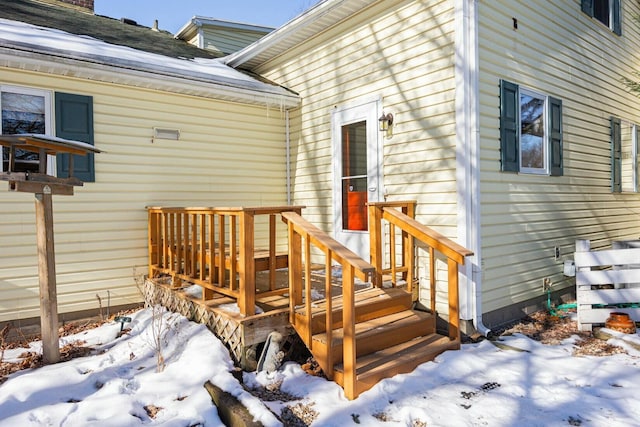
[581,0,622,36]
[499,80,563,176]
[0,85,53,173]
[519,88,548,174]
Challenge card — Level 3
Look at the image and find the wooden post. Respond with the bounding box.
[148,210,157,279]
[342,263,357,399]
[404,203,416,295]
[0,135,101,366]
[288,219,303,311]
[368,204,383,287]
[35,190,60,364]
[238,211,255,316]
[448,258,460,342]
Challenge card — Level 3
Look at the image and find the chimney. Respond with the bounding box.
[44,0,95,13]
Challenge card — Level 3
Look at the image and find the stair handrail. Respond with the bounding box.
[281,211,374,397]
[369,202,473,341]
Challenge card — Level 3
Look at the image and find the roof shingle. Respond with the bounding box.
[0,0,221,60]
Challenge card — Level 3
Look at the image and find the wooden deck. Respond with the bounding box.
[146,202,473,399]
[147,206,303,316]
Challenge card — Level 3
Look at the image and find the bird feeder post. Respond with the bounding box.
[35,188,60,363]
[0,134,101,364]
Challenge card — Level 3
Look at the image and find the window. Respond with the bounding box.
[581,0,622,35]
[341,120,368,231]
[499,80,563,176]
[0,86,95,181]
[1,85,52,173]
[611,117,639,192]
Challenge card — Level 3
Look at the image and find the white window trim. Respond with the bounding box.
[620,120,638,193]
[518,87,549,175]
[0,85,54,174]
[630,122,638,193]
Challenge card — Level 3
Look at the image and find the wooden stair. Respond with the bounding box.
[293,286,459,397]
[282,207,470,400]
[294,287,413,335]
[333,333,459,397]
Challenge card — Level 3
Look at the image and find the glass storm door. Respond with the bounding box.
[332,100,382,260]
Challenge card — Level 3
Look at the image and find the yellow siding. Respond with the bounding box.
[478,0,640,313]
[258,0,459,237]
[0,69,288,322]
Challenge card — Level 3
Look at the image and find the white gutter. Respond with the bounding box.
[0,46,300,109]
[455,0,489,336]
[286,110,292,205]
[224,0,351,68]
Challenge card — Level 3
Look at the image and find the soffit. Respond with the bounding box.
[225,0,378,70]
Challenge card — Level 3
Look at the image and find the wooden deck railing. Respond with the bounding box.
[368,201,473,341]
[282,211,374,398]
[147,206,302,316]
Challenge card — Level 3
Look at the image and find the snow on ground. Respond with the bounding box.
[1,308,639,426]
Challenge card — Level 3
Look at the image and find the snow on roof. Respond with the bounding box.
[0,18,298,106]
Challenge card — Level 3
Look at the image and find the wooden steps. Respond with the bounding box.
[294,287,412,335]
[333,333,459,396]
[311,309,435,363]
[292,285,458,399]
[311,310,435,372]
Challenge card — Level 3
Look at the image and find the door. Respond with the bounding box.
[332,99,383,260]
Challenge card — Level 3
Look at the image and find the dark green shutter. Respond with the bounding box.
[612,0,621,35]
[549,97,563,176]
[611,116,621,192]
[55,92,95,182]
[581,0,594,17]
[500,80,519,172]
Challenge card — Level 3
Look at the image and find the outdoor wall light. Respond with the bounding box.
[378,112,393,132]
[153,127,180,141]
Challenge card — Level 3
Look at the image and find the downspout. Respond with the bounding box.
[455,0,490,336]
[286,109,291,205]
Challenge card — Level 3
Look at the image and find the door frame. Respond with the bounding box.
[331,96,384,260]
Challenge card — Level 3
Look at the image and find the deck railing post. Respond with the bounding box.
[199,213,206,281]
[218,214,227,290]
[238,210,255,316]
[447,258,460,341]
[342,263,357,399]
[205,213,215,300]
[268,213,277,292]
[148,210,157,279]
[287,220,303,322]
[404,202,416,294]
[369,204,383,287]
[174,213,183,286]
[168,213,174,276]
[324,250,333,371]
[429,247,436,313]
[161,212,168,271]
